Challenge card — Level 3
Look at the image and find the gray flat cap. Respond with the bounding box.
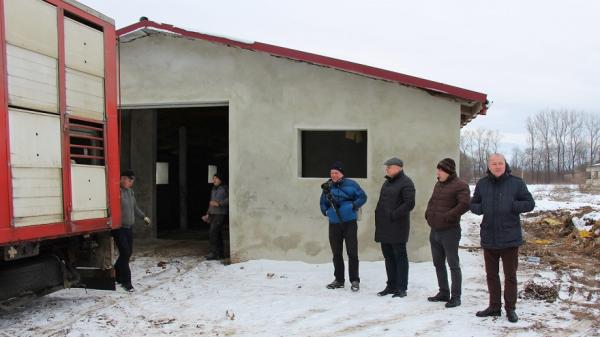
[384,157,404,167]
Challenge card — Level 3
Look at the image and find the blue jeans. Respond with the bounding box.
[381,242,408,291]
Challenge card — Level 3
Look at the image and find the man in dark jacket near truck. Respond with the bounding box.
[425,158,470,308]
[470,153,535,323]
[115,170,151,292]
[375,157,415,298]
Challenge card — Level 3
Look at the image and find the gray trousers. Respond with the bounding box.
[430,227,462,298]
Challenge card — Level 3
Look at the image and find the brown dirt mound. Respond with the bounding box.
[519,280,559,303]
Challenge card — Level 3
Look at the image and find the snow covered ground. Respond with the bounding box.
[0,185,598,337]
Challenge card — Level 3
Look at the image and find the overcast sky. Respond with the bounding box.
[80,0,600,151]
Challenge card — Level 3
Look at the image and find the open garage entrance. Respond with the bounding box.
[120,105,229,255]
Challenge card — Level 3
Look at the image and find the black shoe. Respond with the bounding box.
[392,290,407,298]
[506,309,518,323]
[427,292,450,302]
[445,297,461,308]
[377,287,397,297]
[122,284,134,292]
[476,307,501,317]
[326,280,344,289]
[351,281,360,292]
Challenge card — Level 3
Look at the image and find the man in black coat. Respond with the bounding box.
[470,153,535,323]
[374,157,416,298]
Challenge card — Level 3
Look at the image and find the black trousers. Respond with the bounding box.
[113,227,133,287]
[430,227,462,298]
[329,220,359,283]
[381,242,408,291]
[209,214,227,257]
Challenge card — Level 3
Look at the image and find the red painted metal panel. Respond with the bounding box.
[0,219,110,243]
[71,218,111,232]
[103,27,121,230]
[0,0,12,233]
[0,223,66,242]
[0,0,120,245]
[117,20,488,114]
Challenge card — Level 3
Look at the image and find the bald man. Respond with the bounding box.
[470,153,534,323]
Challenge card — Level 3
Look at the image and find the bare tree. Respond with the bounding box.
[534,111,552,181]
[549,110,568,179]
[459,128,503,179]
[564,110,584,173]
[525,116,537,182]
[584,112,600,166]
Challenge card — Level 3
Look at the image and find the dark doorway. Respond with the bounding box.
[155,106,229,246]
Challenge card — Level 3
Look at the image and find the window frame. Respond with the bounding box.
[296,127,369,179]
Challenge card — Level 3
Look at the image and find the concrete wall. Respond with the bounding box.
[118,31,463,262]
[120,109,157,238]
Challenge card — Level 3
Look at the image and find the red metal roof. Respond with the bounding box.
[117,20,488,115]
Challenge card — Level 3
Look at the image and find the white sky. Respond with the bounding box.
[80,0,600,151]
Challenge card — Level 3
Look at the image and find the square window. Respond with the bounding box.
[300,130,367,178]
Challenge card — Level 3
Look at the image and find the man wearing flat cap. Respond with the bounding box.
[425,158,470,308]
[320,161,367,292]
[374,157,415,298]
[114,170,151,292]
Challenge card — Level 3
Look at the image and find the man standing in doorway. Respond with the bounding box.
[425,158,470,308]
[203,173,229,260]
[320,161,367,292]
[114,170,151,292]
[374,157,415,298]
[470,153,535,323]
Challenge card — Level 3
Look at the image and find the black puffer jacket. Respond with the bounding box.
[470,167,535,249]
[374,171,416,243]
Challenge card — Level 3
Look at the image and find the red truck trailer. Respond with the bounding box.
[0,0,121,302]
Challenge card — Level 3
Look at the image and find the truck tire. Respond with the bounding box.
[0,255,64,302]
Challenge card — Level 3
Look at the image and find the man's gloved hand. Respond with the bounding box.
[143,217,151,226]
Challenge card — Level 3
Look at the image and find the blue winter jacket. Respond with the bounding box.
[319,178,367,224]
[470,168,535,249]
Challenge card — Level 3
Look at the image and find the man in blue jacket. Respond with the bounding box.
[320,161,367,292]
[470,153,535,323]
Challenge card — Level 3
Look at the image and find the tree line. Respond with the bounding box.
[460,110,600,184]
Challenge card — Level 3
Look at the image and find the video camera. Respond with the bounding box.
[321,180,342,223]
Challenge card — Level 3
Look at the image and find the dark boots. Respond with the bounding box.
[445,297,461,308]
[427,292,450,302]
[476,307,502,317]
[326,280,345,289]
[377,286,396,296]
[392,290,407,298]
[506,309,519,323]
[476,307,518,322]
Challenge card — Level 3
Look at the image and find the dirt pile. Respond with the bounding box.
[522,206,600,260]
[519,280,559,303]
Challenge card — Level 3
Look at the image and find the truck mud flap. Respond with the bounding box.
[74,267,116,291]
